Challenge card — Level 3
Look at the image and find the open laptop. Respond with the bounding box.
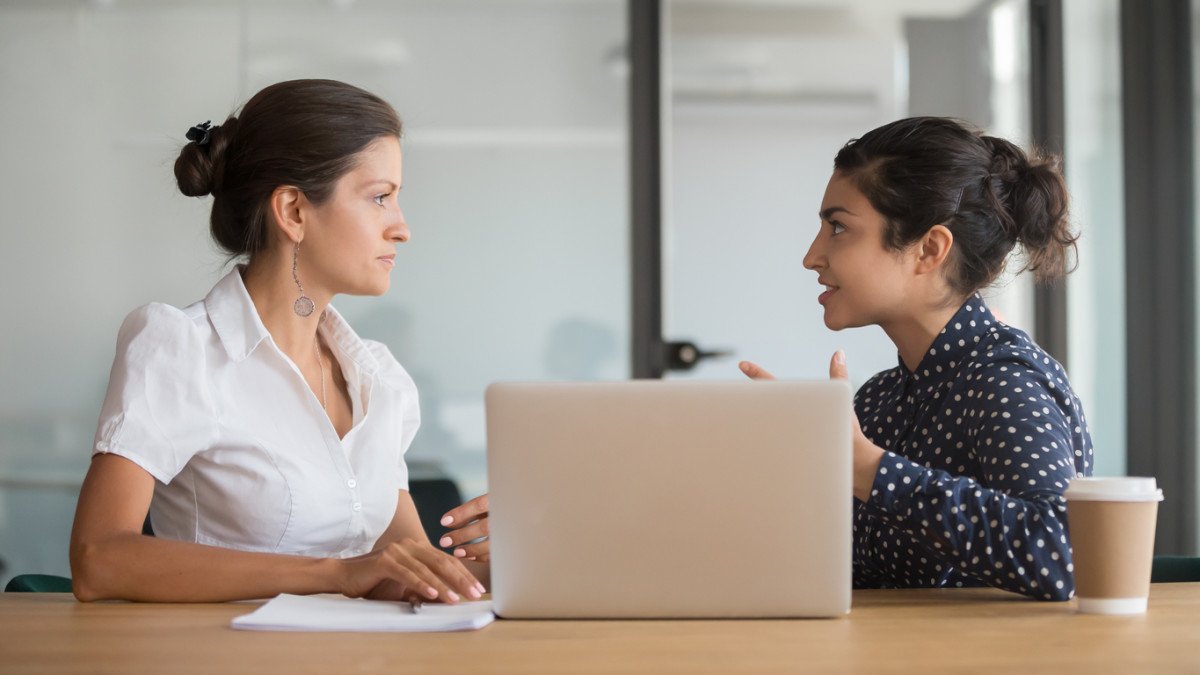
[485,380,852,619]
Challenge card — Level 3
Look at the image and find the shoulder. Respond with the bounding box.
[116,302,208,352]
[362,339,418,394]
[964,323,1069,385]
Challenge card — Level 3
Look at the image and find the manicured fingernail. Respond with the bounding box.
[439,536,453,548]
[454,548,467,558]
[440,515,454,526]
[467,556,477,561]
[834,349,845,365]
[447,590,460,602]
[476,583,487,595]
[467,587,481,599]
[425,587,439,599]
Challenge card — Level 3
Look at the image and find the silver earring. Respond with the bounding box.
[292,241,315,317]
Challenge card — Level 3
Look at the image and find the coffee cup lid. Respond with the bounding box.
[1065,476,1164,502]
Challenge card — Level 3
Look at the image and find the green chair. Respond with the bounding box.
[1151,556,1200,583]
[5,574,72,593]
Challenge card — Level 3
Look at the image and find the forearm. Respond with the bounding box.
[866,451,1073,600]
[71,532,341,602]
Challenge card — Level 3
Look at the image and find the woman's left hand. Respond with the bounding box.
[827,350,885,500]
[741,353,884,501]
[439,494,490,562]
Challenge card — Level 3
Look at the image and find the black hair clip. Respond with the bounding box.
[186,120,213,146]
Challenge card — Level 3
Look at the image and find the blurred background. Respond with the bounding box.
[0,0,1190,588]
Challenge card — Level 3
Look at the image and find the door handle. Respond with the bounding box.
[663,340,733,372]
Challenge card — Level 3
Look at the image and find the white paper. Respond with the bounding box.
[231,594,494,632]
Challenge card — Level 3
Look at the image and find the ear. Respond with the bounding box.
[267,186,308,244]
[914,224,954,276]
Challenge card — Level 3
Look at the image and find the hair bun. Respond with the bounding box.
[173,116,238,198]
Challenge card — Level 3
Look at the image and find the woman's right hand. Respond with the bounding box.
[337,538,485,604]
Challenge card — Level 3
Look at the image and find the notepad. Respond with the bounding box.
[231,594,494,632]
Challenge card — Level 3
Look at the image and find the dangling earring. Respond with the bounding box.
[292,241,315,317]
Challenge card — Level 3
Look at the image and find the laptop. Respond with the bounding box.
[485,380,852,619]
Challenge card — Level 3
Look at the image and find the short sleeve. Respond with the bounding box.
[364,340,421,484]
[92,303,216,483]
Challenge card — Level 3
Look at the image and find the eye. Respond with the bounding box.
[373,192,392,207]
[829,220,846,235]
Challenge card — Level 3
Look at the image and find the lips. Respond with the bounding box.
[817,282,838,306]
[378,254,396,268]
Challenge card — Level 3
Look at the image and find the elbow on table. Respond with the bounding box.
[70,539,112,602]
[1031,562,1075,602]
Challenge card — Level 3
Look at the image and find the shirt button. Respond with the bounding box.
[347,479,357,489]
[353,502,362,512]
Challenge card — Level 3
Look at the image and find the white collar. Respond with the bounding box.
[204,266,381,376]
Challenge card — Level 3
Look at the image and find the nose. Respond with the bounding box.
[803,231,824,271]
[389,208,410,243]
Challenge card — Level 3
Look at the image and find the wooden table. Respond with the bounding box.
[2,585,1197,673]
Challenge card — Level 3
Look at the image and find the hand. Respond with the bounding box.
[828,350,885,501]
[739,360,776,380]
[439,494,491,562]
[337,538,484,604]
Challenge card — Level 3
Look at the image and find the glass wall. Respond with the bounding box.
[0,0,628,585]
[663,0,1034,385]
[1063,0,1125,478]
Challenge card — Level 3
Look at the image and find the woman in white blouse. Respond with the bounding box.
[70,79,488,603]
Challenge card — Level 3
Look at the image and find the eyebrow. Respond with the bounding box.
[361,180,400,191]
[819,206,855,221]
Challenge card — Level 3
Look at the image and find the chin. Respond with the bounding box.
[821,307,865,332]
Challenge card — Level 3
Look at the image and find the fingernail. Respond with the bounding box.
[476,582,487,595]
[425,587,439,599]
[454,548,467,558]
[834,349,846,365]
[439,536,453,548]
[467,587,481,599]
[440,515,454,526]
[447,590,460,602]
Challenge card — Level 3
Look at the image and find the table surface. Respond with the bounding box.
[2,584,1198,674]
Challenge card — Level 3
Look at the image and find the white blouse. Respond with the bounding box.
[92,267,420,558]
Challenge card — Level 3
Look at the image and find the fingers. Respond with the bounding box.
[450,540,490,562]
[828,349,848,381]
[440,493,489,530]
[380,549,448,602]
[738,360,776,381]
[406,542,486,601]
[438,518,488,551]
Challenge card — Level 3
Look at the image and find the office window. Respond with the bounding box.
[1064,0,1125,478]
[0,0,629,586]
[662,0,1036,385]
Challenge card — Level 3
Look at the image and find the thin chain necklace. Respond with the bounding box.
[313,333,328,411]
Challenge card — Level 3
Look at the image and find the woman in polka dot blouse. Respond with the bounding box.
[741,117,1092,601]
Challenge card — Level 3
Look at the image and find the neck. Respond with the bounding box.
[241,250,330,359]
[880,294,968,372]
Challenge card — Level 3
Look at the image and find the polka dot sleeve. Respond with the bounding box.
[867,448,1074,601]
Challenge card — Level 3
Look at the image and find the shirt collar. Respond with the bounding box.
[903,292,997,393]
[205,265,381,376]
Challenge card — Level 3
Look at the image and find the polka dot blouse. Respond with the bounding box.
[853,294,1093,601]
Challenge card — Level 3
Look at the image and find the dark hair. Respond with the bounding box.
[833,116,1077,295]
[174,79,402,259]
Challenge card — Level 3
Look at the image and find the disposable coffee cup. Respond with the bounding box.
[1065,477,1164,615]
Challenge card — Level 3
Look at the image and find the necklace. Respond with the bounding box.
[313,335,327,411]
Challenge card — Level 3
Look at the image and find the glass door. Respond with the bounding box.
[659,0,1036,389]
